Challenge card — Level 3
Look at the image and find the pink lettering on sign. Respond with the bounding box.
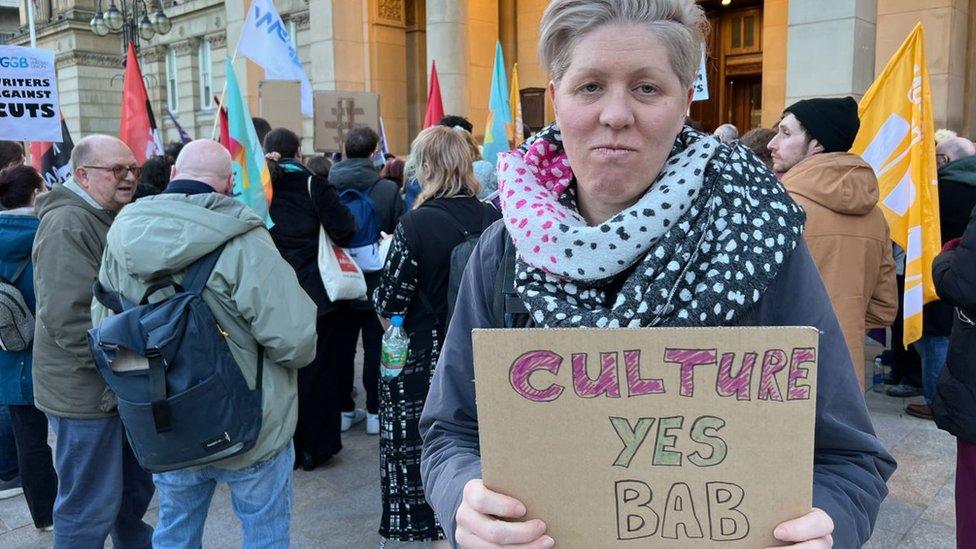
[625,350,665,397]
[716,352,756,401]
[758,349,788,402]
[788,347,815,400]
[663,349,717,397]
[509,350,565,402]
[572,353,622,399]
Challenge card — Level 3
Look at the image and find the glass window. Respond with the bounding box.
[198,41,213,110]
[165,48,178,113]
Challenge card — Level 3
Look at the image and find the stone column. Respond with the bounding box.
[426,0,469,118]
[875,0,972,132]
[785,0,877,106]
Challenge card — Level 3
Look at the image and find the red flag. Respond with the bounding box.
[423,61,445,129]
[214,95,230,151]
[119,42,162,163]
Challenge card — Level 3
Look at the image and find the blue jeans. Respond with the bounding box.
[152,443,294,549]
[0,405,18,480]
[914,336,950,405]
[47,414,154,549]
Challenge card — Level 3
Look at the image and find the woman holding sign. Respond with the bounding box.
[419,1,896,548]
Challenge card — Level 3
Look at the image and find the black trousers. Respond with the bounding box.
[8,404,56,528]
[338,308,381,414]
[890,274,923,386]
[294,313,345,466]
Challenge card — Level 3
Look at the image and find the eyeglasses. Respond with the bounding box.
[83,164,142,180]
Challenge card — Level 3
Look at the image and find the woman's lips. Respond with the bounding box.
[592,145,637,158]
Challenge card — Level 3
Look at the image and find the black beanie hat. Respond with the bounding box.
[784,97,860,153]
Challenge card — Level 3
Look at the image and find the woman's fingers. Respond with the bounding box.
[464,515,548,547]
[457,479,552,547]
[456,526,554,549]
[463,479,528,519]
[772,508,834,543]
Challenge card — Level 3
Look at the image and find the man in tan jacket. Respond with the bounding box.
[770,97,898,388]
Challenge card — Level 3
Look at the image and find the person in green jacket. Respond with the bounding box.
[31,134,153,549]
[94,139,317,547]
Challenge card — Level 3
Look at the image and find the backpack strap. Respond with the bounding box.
[422,202,471,238]
[8,257,30,284]
[490,227,531,328]
[182,244,227,296]
[92,280,136,314]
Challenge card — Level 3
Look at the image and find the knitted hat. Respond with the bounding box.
[784,97,860,153]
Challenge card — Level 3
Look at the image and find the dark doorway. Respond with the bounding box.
[726,74,762,134]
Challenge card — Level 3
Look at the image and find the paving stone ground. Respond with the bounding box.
[0,340,957,548]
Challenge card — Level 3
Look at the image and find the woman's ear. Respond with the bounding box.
[548,80,559,122]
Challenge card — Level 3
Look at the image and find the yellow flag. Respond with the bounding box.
[510,62,524,145]
[851,23,940,346]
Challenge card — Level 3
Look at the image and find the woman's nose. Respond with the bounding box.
[599,90,636,130]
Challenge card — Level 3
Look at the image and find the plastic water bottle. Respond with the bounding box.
[872,356,885,393]
[380,315,409,381]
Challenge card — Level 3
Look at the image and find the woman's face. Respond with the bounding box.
[550,24,693,223]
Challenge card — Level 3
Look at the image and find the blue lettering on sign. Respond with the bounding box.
[252,5,303,70]
[0,57,29,68]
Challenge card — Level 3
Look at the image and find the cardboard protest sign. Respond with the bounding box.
[259,80,304,138]
[313,91,380,153]
[473,327,818,548]
[0,46,60,141]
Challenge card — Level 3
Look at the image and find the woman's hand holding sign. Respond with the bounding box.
[456,479,553,548]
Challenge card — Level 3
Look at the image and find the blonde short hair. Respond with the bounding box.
[539,0,708,88]
[406,126,481,209]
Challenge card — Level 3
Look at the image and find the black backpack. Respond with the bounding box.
[407,201,499,329]
[88,245,265,472]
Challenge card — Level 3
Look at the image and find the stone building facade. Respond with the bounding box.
[4,0,975,155]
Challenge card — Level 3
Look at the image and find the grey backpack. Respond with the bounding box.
[0,258,34,352]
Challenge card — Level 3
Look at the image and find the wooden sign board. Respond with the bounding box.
[259,80,304,138]
[312,90,380,153]
[473,327,819,548]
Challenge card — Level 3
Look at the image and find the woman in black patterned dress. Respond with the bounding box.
[372,126,500,544]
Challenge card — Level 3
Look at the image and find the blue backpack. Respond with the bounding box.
[88,245,264,473]
[339,183,383,272]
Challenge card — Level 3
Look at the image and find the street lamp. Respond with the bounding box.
[90,0,172,53]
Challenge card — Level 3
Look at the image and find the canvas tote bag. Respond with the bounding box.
[308,177,367,301]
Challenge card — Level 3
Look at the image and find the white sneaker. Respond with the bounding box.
[0,475,23,500]
[341,409,366,432]
[366,413,380,435]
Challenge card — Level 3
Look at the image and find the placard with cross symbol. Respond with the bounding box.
[314,91,380,153]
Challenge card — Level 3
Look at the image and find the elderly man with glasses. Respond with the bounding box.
[31,135,154,549]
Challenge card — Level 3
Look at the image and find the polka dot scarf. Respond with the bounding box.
[497,124,806,328]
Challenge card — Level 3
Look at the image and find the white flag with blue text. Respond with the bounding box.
[236,0,313,116]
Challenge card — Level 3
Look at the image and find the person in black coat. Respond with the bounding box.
[264,128,357,471]
[932,197,976,547]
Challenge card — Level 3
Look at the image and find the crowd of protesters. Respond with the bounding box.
[0,1,975,548]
